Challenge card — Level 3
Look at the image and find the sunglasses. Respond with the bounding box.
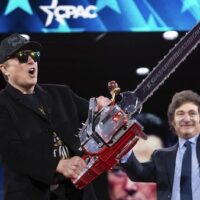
[8,51,40,63]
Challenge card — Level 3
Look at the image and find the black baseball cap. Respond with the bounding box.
[0,33,42,63]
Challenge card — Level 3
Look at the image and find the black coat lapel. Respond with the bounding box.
[35,84,52,119]
[5,83,52,120]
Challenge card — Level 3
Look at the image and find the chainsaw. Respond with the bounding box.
[73,21,200,189]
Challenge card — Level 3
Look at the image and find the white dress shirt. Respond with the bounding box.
[171,134,200,200]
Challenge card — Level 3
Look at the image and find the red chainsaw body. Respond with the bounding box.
[73,104,146,189]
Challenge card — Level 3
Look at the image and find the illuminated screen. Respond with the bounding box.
[0,0,199,33]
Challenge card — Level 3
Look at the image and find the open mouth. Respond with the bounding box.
[28,68,35,75]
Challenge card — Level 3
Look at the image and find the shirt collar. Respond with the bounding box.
[178,134,199,149]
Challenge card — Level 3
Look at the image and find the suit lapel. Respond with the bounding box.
[196,134,200,166]
[166,144,178,189]
[166,134,200,187]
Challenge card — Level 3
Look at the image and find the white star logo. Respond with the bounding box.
[39,0,58,26]
[40,0,98,27]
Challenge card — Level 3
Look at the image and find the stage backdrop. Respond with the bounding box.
[0,0,199,33]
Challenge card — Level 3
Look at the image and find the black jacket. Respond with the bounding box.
[0,83,98,200]
[121,135,200,200]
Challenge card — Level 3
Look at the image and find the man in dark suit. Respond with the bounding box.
[121,90,200,200]
[0,33,110,200]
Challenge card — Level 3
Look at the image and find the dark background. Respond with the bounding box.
[0,31,199,121]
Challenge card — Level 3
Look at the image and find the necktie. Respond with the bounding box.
[180,141,192,200]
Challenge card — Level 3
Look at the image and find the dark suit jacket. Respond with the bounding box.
[121,135,200,200]
[0,83,98,200]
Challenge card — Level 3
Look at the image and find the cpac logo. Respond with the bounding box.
[40,0,98,27]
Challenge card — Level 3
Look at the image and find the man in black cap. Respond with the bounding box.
[0,33,110,200]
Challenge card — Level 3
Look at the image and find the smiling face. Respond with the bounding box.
[172,102,200,139]
[0,50,38,94]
